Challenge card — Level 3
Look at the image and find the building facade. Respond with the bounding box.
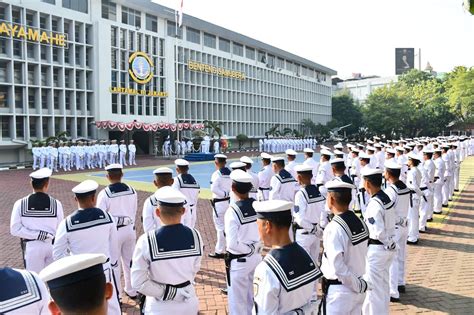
[0,0,335,164]
[336,76,398,103]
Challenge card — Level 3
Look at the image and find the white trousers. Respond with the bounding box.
[115,225,137,297]
[326,285,366,315]
[40,156,46,168]
[105,264,122,315]
[362,245,394,315]
[390,226,408,299]
[120,152,127,166]
[33,156,40,170]
[419,188,433,230]
[24,240,53,273]
[407,198,420,242]
[228,253,261,315]
[295,231,321,299]
[212,200,229,254]
[433,182,443,213]
[442,177,451,204]
[129,152,136,165]
[454,165,460,191]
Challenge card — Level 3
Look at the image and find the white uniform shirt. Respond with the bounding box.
[293,185,326,231]
[303,158,319,184]
[119,144,127,153]
[97,182,138,226]
[210,167,232,200]
[384,181,410,219]
[172,174,200,209]
[434,157,445,183]
[364,190,396,246]
[142,191,162,233]
[423,159,435,187]
[407,167,422,200]
[110,144,119,154]
[247,170,260,200]
[285,160,298,179]
[315,160,333,186]
[128,144,137,153]
[258,165,273,190]
[269,169,297,202]
[225,199,260,255]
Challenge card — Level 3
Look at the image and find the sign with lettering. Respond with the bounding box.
[0,22,67,47]
[187,60,246,80]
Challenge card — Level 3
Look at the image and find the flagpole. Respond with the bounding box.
[174,9,180,157]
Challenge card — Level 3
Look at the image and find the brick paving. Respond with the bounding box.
[0,155,473,314]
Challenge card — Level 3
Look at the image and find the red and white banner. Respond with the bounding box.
[94,120,204,131]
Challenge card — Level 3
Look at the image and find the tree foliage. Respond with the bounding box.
[330,91,363,135]
[444,66,474,122]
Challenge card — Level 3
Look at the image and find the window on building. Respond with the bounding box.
[122,6,141,28]
[41,91,48,109]
[63,0,88,13]
[203,33,216,49]
[15,89,23,108]
[129,96,135,114]
[120,29,126,48]
[1,116,11,139]
[245,47,255,60]
[13,40,22,58]
[111,27,117,47]
[65,91,71,110]
[54,90,60,109]
[277,57,284,68]
[52,18,59,32]
[219,38,230,53]
[112,94,118,114]
[0,7,5,21]
[28,89,35,108]
[16,117,25,138]
[12,9,21,24]
[121,95,126,114]
[26,13,35,27]
[160,98,166,116]
[167,21,182,38]
[0,86,8,108]
[258,50,266,63]
[146,14,158,32]
[0,38,7,55]
[0,61,8,82]
[267,54,275,67]
[41,0,55,4]
[233,43,243,57]
[186,27,200,44]
[102,0,116,20]
[138,97,143,115]
[29,117,37,138]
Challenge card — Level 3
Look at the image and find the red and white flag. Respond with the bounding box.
[177,0,184,27]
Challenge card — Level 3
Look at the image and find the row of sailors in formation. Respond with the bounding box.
[5,134,472,314]
[31,139,137,172]
[259,137,318,153]
[163,138,198,156]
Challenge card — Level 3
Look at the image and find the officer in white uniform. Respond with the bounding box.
[131,187,203,314]
[58,142,64,170]
[32,143,41,170]
[303,148,319,185]
[49,143,59,172]
[432,149,445,214]
[240,156,259,200]
[320,180,370,315]
[0,267,49,314]
[213,138,220,153]
[284,149,299,179]
[172,159,200,228]
[441,144,453,207]
[63,142,71,171]
[419,149,435,231]
[383,161,410,302]
[358,153,371,216]
[128,139,137,165]
[53,179,121,314]
[84,142,92,170]
[269,156,297,202]
[109,140,119,164]
[406,153,422,245]
[316,149,334,195]
[361,168,396,315]
[224,170,262,315]
[10,168,64,273]
[96,164,138,299]
[252,200,322,314]
[39,254,114,315]
[209,154,232,259]
[76,142,85,170]
[39,144,47,168]
[142,167,175,233]
[119,140,128,166]
[257,153,273,201]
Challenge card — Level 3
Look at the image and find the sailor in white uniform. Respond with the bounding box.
[419,149,435,231]
[0,267,49,314]
[432,149,445,214]
[10,168,64,273]
[269,156,297,202]
[240,156,259,200]
[284,149,299,179]
[383,161,410,302]
[128,140,137,165]
[131,187,203,315]
[96,164,138,299]
[109,140,119,164]
[209,154,232,259]
[406,153,422,245]
[142,167,175,233]
[441,144,453,207]
[119,140,127,166]
[229,161,248,204]
[320,180,370,315]
[257,153,273,201]
[224,170,262,315]
[303,148,319,185]
[316,149,334,195]
[361,168,396,315]
[172,159,200,228]
[252,200,322,314]
[52,180,121,315]
[39,254,114,315]
[358,153,371,217]
[32,143,41,170]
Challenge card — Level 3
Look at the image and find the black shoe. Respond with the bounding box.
[125,293,138,300]
[398,285,406,293]
[390,297,400,303]
[208,252,225,259]
[442,204,449,207]
[427,218,433,222]
[449,199,453,201]
[433,211,442,215]
[220,288,228,295]
[407,240,418,245]
[419,229,427,234]
[454,189,459,192]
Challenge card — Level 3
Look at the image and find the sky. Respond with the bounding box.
[152,0,474,79]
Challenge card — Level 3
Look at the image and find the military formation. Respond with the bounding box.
[2,134,473,315]
[31,139,137,172]
[259,137,318,153]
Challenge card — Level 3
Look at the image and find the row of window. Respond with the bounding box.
[39,0,88,14]
[111,94,166,116]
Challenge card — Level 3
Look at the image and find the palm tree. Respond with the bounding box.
[203,120,223,138]
[265,124,280,137]
[300,119,316,136]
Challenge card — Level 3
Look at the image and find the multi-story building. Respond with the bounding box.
[0,0,336,164]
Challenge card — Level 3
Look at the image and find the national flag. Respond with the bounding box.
[177,0,184,27]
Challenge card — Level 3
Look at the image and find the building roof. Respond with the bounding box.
[128,0,336,75]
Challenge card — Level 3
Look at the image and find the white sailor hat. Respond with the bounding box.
[260,152,272,159]
[367,140,374,144]
[285,149,297,156]
[333,149,344,155]
[230,161,246,169]
[330,158,345,165]
[303,148,314,153]
[72,180,99,195]
[441,143,450,149]
[366,146,375,151]
[384,160,401,170]
[395,146,405,151]
[434,148,442,153]
[351,148,360,153]
[214,154,227,159]
[374,136,381,140]
[374,143,383,148]
[294,164,313,173]
[174,158,190,166]
[320,149,333,156]
[403,145,413,150]
[422,148,434,154]
[230,169,253,183]
[153,167,173,175]
[240,156,254,164]
[408,152,421,161]
[356,143,365,148]
[320,145,331,151]
[271,156,285,162]
[386,148,396,155]
[359,152,371,159]
[325,180,356,191]
[361,168,383,177]
[105,163,123,171]
[252,200,294,220]
[29,168,52,179]
[154,186,186,207]
[334,143,343,149]
[39,253,107,290]
[346,143,354,148]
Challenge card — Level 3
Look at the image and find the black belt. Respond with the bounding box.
[434,177,439,181]
[258,187,270,191]
[225,252,251,286]
[420,187,428,191]
[213,197,230,203]
[189,204,195,207]
[162,280,192,301]
[368,239,383,245]
[320,277,343,315]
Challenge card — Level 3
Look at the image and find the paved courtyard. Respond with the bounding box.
[0,154,473,314]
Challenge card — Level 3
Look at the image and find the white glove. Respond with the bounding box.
[163,286,191,301]
[384,241,397,251]
[46,233,55,240]
[397,217,408,227]
[123,216,133,226]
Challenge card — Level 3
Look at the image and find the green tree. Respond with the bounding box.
[265,124,281,137]
[331,91,363,136]
[236,134,248,149]
[203,120,223,138]
[300,119,316,136]
[444,66,474,122]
